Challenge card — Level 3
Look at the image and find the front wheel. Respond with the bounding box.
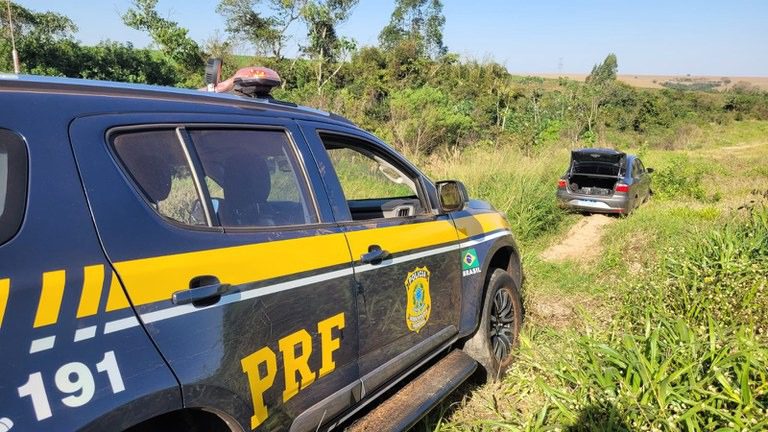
[463,268,523,381]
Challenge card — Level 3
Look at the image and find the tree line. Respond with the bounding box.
[2,1,767,155]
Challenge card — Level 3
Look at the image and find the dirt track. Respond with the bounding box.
[540,214,615,262]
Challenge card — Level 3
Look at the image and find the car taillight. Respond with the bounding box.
[558,179,567,188]
[615,183,629,193]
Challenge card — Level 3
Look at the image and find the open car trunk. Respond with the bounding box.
[568,175,619,196]
[567,149,626,196]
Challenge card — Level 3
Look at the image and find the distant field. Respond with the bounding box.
[531,73,768,91]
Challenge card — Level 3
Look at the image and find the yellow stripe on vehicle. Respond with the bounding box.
[344,219,459,259]
[0,278,9,330]
[454,212,511,239]
[34,270,67,328]
[105,271,131,312]
[76,264,105,318]
[112,233,353,309]
[106,217,509,312]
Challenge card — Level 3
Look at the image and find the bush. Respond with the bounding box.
[652,155,707,200]
[387,86,474,155]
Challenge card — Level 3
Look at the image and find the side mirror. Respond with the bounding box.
[647,168,654,174]
[436,180,469,213]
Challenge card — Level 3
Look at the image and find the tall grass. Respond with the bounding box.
[629,205,768,335]
[425,145,570,242]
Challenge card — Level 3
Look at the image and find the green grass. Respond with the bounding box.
[411,120,768,432]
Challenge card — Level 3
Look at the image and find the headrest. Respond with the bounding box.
[129,153,174,203]
[219,155,271,204]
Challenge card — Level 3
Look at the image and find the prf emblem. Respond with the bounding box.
[404,267,431,333]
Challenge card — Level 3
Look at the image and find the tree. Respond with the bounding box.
[1,2,175,83]
[216,0,303,59]
[379,0,446,58]
[586,53,618,86]
[122,0,203,77]
[300,0,358,93]
[78,41,178,85]
[0,2,78,74]
[388,86,473,155]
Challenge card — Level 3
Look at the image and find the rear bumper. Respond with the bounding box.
[556,190,629,213]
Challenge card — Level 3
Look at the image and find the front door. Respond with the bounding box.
[634,158,652,200]
[300,123,463,392]
[69,114,359,431]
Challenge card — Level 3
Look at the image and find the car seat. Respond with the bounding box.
[128,153,175,207]
[216,155,276,227]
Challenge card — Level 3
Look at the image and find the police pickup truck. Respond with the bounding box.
[0,68,523,432]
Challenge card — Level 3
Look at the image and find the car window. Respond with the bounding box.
[636,159,646,174]
[188,128,317,228]
[0,129,28,244]
[327,147,415,199]
[319,133,426,220]
[632,160,641,178]
[112,129,204,226]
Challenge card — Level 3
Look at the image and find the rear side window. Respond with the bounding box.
[632,160,642,178]
[111,127,317,229]
[187,129,317,227]
[112,130,204,226]
[0,129,28,244]
[636,159,646,173]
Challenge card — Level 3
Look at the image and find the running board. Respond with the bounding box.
[347,350,477,432]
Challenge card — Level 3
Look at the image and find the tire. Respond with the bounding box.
[463,268,523,381]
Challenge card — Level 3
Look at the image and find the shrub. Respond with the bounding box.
[387,86,474,155]
[652,155,706,200]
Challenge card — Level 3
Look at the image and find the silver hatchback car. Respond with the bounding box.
[556,148,653,214]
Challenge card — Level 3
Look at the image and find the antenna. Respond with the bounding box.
[5,0,20,74]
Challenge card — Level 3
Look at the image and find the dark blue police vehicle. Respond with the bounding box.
[0,69,523,432]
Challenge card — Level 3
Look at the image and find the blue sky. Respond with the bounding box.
[14,0,768,76]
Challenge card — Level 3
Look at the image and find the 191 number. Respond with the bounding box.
[17,351,125,421]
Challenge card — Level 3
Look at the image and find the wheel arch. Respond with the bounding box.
[121,407,243,432]
[486,242,522,289]
[457,235,523,339]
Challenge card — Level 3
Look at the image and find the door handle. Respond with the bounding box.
[172,275,234,306]
[361,245,390,265]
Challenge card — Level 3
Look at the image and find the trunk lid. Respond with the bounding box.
[571,149,626,166]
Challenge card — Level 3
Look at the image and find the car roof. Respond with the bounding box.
[0,73,357,127]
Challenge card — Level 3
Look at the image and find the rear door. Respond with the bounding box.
[0,118,179,431]
[299,122,463,394]
[69,114,359,431]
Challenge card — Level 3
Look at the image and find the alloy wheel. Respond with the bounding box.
[489,287,516,362]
